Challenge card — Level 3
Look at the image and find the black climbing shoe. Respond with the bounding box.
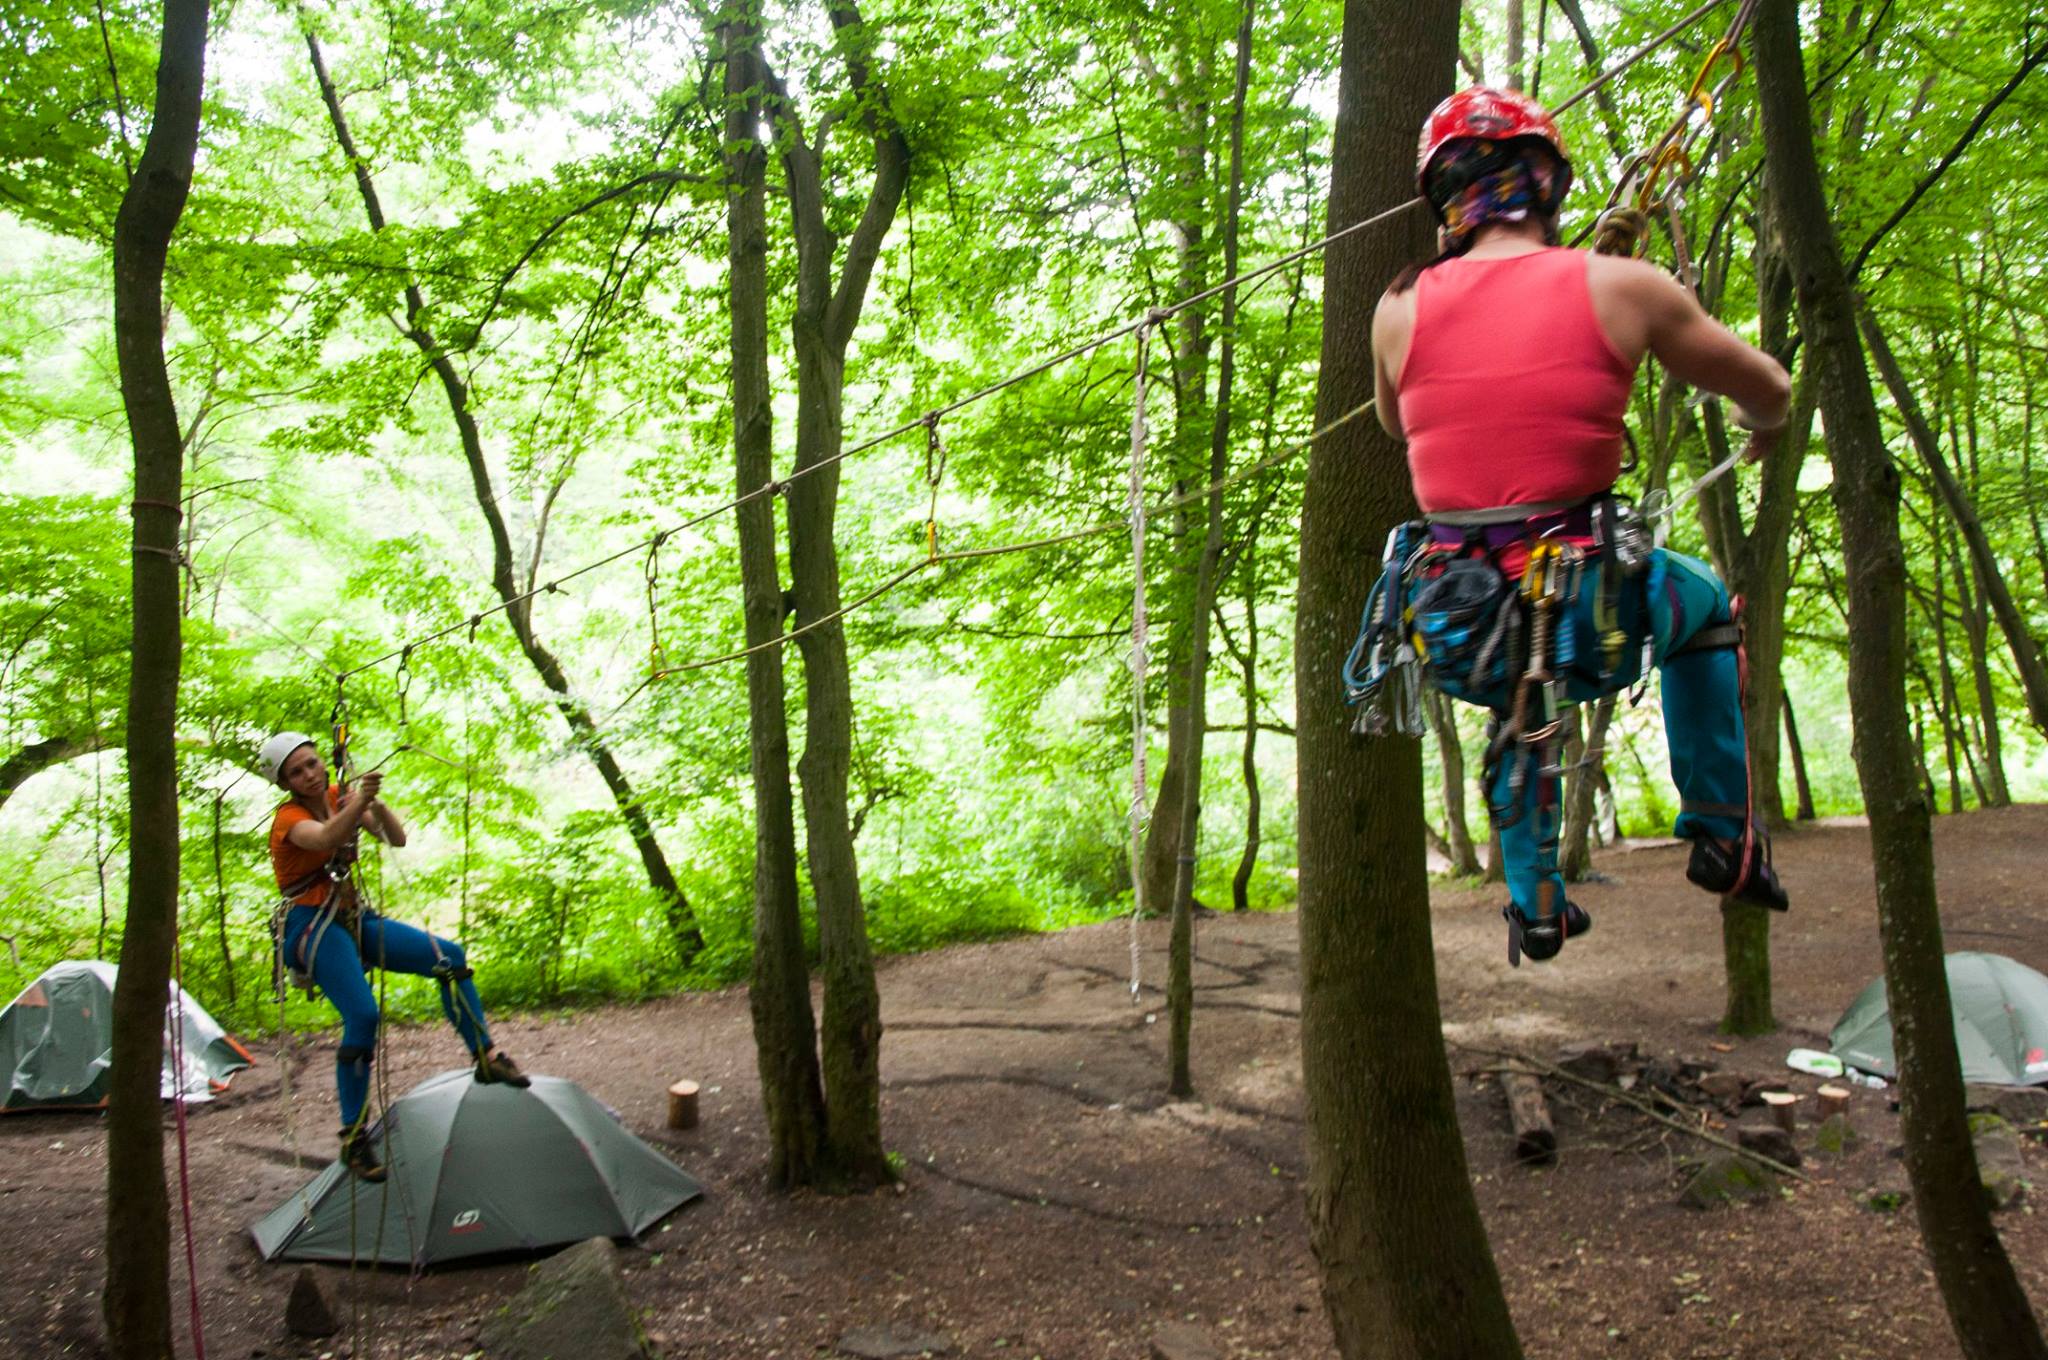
[475,1050,531,1088]
[1504,900,1592,967]
[1687,834,1789,912]
[338,1127,387,1183]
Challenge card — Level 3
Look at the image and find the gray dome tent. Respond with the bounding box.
[251,1070,702,1267]
[1,960,252,1112]
[1831,951,2048,1086]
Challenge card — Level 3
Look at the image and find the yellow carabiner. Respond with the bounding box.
[1684,39,1742,114]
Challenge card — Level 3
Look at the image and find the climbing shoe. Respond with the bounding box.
[338,1126,387,1183]
[1687,833,1789,912]
[475,1050,531,1088]
[1503,900,1592,967]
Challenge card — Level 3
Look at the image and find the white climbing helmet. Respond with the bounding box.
[259,731,319,786]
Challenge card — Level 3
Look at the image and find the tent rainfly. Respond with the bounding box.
[1831,951,2048,1087]
[1,960,252,1112]
[251,1070,703,1267]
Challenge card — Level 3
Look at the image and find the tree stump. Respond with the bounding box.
[666,1079,700,1130]
[1815,1085,1850,1121]
[1503,1068,1555,1164]
[1759,1090,1798,1133]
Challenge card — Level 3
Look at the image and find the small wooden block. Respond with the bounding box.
[1504,1067,1556,1165]
[1759,1090,1798,1133]
[1815,1084,1851,1121]
[667,1079,700,1130]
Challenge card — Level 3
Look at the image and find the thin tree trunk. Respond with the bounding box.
[1165,0,1255,1097]
[1559,697,1614,882]
[1953,531,2009,807]
[1230,588,1261,913]
[1782,691,1816,820]
[1859,303,2048,735]
[767,0,906,1186]
[301,26,699,957]
[105,0,209,1351]
[1755,5,2048,1352]
[1425,689,1482,876]
[1720,901,1776,1034]
[717,4,827,1190]
[1298,0,1522,1354]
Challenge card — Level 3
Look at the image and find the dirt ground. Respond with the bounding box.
[8,806,2048,1360]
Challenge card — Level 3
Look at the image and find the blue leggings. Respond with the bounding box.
[1478,549,1750,919]
[285,906,493,1130]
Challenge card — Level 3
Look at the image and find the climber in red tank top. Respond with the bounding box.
[1366,87,1793,965]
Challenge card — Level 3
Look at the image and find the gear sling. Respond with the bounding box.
[1344,493,1754,964]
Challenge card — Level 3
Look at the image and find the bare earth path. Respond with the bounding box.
[8,806,2048,1359]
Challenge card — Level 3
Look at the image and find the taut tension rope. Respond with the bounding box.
[326,0,1734,691]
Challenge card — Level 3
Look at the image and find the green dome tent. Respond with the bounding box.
[251,1070,702,1267]
[1831,951,2048,1086]
[1,960,252,1112]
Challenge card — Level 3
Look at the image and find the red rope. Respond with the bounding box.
[168,947,208,1359]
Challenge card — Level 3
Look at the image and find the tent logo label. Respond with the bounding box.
[450,1209,484,1234]
[2027,1048,2048,1075]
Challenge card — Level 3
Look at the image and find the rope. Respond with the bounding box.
[327,0,1729,689]
[1126,321,1155,1002]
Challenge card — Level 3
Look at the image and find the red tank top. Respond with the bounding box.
[1397,248,1635,514]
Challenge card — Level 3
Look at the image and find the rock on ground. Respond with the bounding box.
[1971,1113,2030,1210]
[836,1324,957,1357]
[284,1267,338,1338]
[480,1237,649,1360]
[1678,1154,1778,1210]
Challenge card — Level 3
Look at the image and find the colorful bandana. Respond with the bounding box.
[1428,139,1566,244]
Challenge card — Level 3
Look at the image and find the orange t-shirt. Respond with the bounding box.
[270,787,343,906]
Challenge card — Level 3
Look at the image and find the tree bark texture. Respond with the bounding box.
[1558,698,1614,883]
[769,0,906,1186]
[106,0,209,1352]
[302,27,699,957]
[1231,585,1262,913]
[718,6,828,1190]
[1296,1,1522,1355]
[1753,4,2048,1354]
[1782,691,1816,820]
[1719,902,1777,1035]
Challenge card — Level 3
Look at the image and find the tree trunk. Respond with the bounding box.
[0,734,99,813]
[1952,532,2009,807]
[1859,304,2048,736]
[106,0,209,1352]
[1231,585,1262,913]
[1782,691,1816,820]
[1297,0,1522,1355]
[302,26,699,957]
[1559,697,1614,882]
[1424,689,1482,876]
[1754,5,2048,1353]
[717,4,827,1190]
[1164,0,1254,1098]
[770,0,907,1187]
[1720,900,1777,1035]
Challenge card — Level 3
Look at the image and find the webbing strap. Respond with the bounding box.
[1424,497,1581,527]
[1669,621,1742,657]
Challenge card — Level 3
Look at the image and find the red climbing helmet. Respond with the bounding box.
[1416,86,1568,195]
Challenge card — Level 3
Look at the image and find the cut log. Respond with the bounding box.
[1504,1067,1556,1164]
[666,1079,700,1130]
[1815,1085,1850,1121]
[1759,1090,1798,1133]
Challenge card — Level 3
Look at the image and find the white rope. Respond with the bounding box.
[1126,321,1155,1002]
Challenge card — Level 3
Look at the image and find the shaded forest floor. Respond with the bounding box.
[10,806,2048,1359]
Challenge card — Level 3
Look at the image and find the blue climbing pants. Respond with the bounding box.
[284,905,493,1130]
[1479,549,1749,920]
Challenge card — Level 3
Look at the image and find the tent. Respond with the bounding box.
[1831,951,2048,1086]
[251,1070,702,1267]
[0,960,253,1112]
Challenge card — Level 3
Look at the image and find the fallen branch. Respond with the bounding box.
[1454,1043,1814,1183]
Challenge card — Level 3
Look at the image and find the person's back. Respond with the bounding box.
[1398,246,1633,514]
[1357,85,1792,966]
